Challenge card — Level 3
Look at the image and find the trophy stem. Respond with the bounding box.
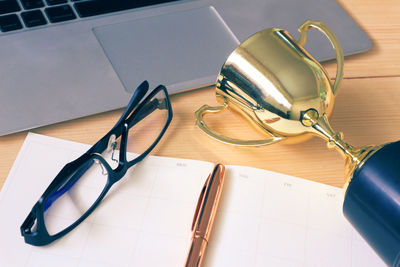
[302,111,382,191]
[312,115,355,157]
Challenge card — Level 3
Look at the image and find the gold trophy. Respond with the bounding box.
[195,20,400,266]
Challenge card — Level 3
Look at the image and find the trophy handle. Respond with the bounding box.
[297,20,344,95]
[195,101,285,146]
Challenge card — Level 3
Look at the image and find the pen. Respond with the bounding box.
[185,164,226,267]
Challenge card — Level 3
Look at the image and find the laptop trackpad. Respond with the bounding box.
[93,6,239,93]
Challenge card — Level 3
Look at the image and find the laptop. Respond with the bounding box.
[0,0,371,136]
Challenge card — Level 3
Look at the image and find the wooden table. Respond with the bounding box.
[1,0,399,190]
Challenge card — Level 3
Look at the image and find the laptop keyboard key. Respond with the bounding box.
[20,0,44,10]
[21,10,47,27]
[74,0,180,18]
[45,5,76,23]
[0,14,23,32]
[0,0,21,15]
[45,0,67,5]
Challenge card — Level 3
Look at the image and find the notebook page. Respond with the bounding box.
[205,165,385,266]
[0,133,214,267]
[0,133,385,266]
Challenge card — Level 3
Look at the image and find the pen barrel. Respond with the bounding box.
[343,140,400,266]
[185,237,208,267]
[186,164,225,267]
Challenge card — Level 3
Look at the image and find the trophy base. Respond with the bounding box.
[343,140,400,266]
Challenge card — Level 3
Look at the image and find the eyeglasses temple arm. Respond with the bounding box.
[89,81,150,154]
[116,81,149,125]
[90,85,170,157]
[126,99,160,129]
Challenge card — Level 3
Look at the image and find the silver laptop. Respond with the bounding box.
[0,0,371,136]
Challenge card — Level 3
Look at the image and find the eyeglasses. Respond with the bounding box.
[21,81,173,246]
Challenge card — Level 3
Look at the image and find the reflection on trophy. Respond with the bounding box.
[195,20,400,266]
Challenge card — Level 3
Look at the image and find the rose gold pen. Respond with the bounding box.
[185,164,226,267]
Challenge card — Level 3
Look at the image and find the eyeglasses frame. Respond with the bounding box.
[21,81,173,246]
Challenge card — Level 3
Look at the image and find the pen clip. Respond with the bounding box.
[191,174,210,231]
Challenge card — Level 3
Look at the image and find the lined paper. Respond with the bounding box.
[0,133,384,266]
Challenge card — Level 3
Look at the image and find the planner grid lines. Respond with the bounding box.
[0,133,385,266]
[204,165,384,266]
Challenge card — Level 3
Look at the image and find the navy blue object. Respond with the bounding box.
[20,81,173,246]
[343,141,400,266]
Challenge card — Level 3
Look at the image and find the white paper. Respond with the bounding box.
[0,133,385,266]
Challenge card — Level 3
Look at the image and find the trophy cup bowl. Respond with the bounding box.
[195,20,400,266]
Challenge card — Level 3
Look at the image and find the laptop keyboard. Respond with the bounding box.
[0,0,181,33]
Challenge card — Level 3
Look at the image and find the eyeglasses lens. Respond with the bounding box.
[43,158,108,235]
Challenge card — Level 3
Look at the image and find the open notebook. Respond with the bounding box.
[0,133,384,266]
